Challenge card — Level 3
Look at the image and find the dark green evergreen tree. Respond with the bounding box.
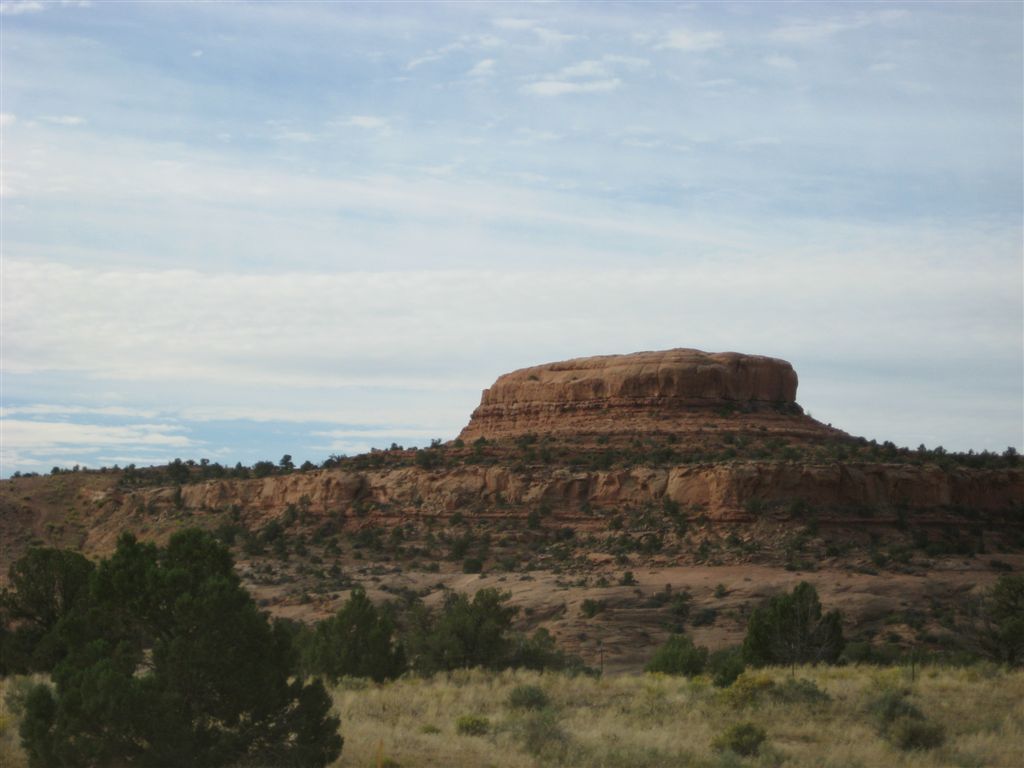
[742,581,844,668]
[19,530,342,768]
[0,548,94,673]
[409,588,517,673]
[302,586,406,682]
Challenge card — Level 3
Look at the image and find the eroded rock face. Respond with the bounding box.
[460,348,806,441]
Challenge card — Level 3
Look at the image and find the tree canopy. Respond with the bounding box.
[742,581,844,667]
[16,530,342,768]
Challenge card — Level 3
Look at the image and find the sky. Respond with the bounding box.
[1,0,1021,475]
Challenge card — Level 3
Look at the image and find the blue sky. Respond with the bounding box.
[1,0,1021,474]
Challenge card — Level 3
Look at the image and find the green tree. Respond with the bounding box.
[20,530,342,768]
[645,634,708,676]
[302,587,406,683]
[742,581,844,668]
[0,548,94,673]
[410,588,517,673]
[969,574,1024,666]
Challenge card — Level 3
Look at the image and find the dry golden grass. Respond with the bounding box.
[331,665,1024,768]
[1,665,1021,767]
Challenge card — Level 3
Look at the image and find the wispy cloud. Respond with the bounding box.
[467,58,495,78]
[0,112,15,126]
[764,54,797,70]
[41,115,85,126]
[491,16,575,45]
[341,115,391,134]
[522,78,621,97]
[657,27,723,52]
[771,9,910,44]
[0,1,44,15]
[0,404,162,419]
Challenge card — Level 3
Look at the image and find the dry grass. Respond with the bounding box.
[331,665,1024,768]
[1,665,1022,767]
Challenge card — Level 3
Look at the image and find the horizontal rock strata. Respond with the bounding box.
[459,348,821,441]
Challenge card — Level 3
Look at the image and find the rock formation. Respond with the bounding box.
[459,348,832,441]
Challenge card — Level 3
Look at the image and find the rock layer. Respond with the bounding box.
[460,348,809,441]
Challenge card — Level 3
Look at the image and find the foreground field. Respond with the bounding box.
[328,665,1024,767]
[6,665,1018,767]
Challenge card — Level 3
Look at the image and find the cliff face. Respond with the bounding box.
[458,349,826,441]
[100,461,1021,539]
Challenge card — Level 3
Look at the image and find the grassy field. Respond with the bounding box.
[5,665,1021,767]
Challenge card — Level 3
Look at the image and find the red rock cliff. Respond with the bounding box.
[460,348,818,441]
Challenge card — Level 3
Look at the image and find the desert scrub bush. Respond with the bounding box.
[712,721,767,757]
[707,647,745,687]
[888,716,945,751]
[771,677,830,705]
[721,670,776,707]
[645,634,708,676]
[580,598,606,618]
[507,684,550,710]
[455,714,490,736]
[868,688,945,751]
[518,709,571,760]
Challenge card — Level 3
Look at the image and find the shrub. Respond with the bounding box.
[889,717,945,751]
[619,571,637,586]
[771,677,830,705]
[691,607,717,627]
[455,715,490,736]
[508,684,550,710]
[645,634,708,676]
[868,689,944,750]
[869,689,923,723]
[722,671,775,707]
[712,722,767,756]
[708,646,745,688]
[519,709,569,759]
[581,598,606,618]
[462,557,483,574]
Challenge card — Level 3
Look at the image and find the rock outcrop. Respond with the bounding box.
[459,348,829,441]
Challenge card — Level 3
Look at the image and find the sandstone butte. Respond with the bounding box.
[2,348,1022,565]
[458,348,825,442]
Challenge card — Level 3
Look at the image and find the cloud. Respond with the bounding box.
[342,115,390,131]
[522,78,621,97]
[657,28,723,52]
[0,1,44,15]
[467,58,495,78]
[191,49,204,58]
[558,60,608,79]
[489,16,575,45]
[0,113,15,126]
[0,0,89,14]
[770,9,910,44]
[41,115,85,126]
[406,33,503,70]
[492,18,534,31]
[0,405,162,418]
[532,27,576,45]
[2,420,194,451]
[764,54,797,70]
